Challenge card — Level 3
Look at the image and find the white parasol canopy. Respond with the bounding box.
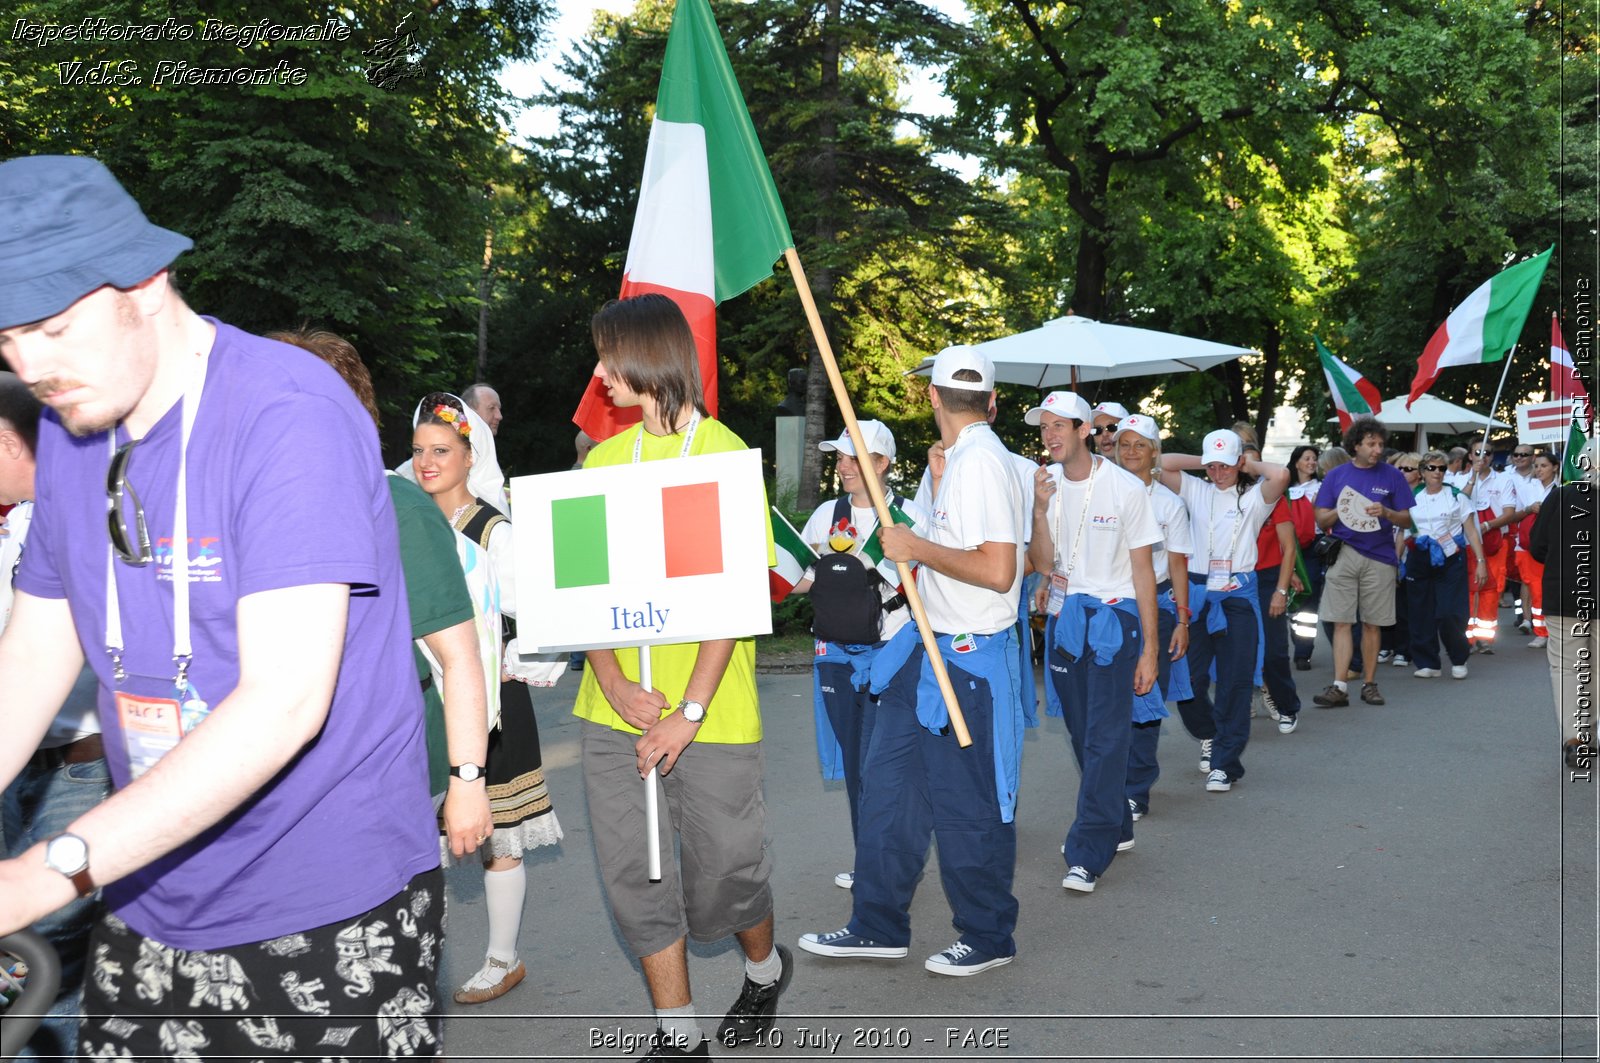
[908,314,1254,388]
[1326,394,1509,434]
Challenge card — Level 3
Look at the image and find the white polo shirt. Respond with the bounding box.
[1148,480,1194,585]
[1175,475,1274,575]
[1410,485,1476,544]
[913,421,1026,635]
[1041,457,1162,601]
[1464,468,1520,518]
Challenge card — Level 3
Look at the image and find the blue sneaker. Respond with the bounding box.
[1062,866,1098,893]
[924,940,1013,977]
[797,929,907,959]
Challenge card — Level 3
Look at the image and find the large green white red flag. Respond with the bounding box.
[1315,336,1381,430]
[1406,247,1553,409]
[573,0,794,441]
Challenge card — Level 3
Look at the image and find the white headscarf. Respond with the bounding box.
[396,393,511,515]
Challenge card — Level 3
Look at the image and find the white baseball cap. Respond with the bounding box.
[1024,390,1092,426]
[1202,428,1243,465]
[1091,400,1130,422]
[819,419,896,460]
[1116,414,1160,442]
[930,345,996,391]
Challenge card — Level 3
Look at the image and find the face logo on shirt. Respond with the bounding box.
[1091,514,1119,530]
[155,536,225,584]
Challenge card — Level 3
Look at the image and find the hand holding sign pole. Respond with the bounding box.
[782,247,971,748]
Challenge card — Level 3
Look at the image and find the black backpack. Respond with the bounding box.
[809,495,905,645]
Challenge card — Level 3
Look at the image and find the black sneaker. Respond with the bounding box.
[716,944,792,1047]
[640,1033,710,1059]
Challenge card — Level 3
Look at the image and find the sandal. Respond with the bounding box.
[454,956,526,1005]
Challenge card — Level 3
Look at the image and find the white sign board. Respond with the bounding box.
[509,449,773,653]
[1516,400,1577,445]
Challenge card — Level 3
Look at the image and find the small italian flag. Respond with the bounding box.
[572,0,794,441]
[552,482,728,589]
[1561,397,1592,485]
[769,507,817,602]
[859,504,918,589]
[1407,247,1553,409]
[1315,336,1381,431]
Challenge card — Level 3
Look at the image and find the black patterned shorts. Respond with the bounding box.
[78,868,444,1061]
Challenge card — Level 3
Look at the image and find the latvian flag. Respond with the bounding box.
[572,0,793,441]
[1315,336,1381,430]
[1551,315,1589,405]
[1407,247,1553,409]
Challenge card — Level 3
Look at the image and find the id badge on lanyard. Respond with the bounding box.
[1046,571,1069,617]
[1207,556,1233,592]
[114,676,211,781]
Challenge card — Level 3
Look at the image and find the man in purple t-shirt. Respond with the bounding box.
[0,156,443,1059]
[1311,416,1415,708]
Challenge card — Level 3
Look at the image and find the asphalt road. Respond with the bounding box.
[438,624,1598,1063]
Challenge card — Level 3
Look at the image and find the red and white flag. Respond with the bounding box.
[572,0,793,441]
[1550,315,1589,405]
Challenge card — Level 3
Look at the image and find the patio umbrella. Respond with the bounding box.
[1325,393,1509,452]
[908,314,1255,389]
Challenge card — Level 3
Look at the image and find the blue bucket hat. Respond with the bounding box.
[0,155,192,330]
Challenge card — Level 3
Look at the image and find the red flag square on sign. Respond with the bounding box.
[662,482,724,578]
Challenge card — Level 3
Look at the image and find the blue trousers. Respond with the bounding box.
[1255,576,1301,714]
[1175,587,1257,783]
[1405,554,1471,669]
[815,659,879,844]
[1126,607,1177,814]
[850,648,1018,958]
[2,753,111,1059]
[1046,609,1139,875]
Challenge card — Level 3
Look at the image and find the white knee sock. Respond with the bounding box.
[483,863,525,965]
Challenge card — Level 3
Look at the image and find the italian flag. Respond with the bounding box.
[552,482,727,589]
[1315,336,1381,430]
[1406,247,1553,408]
[1561,397,1592,484]
[1551,315,1589,405]
[573,0,794,441]
[769,506,817,602]
[859,504,918,589]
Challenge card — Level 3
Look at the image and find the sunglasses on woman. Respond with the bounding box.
[1421,463,1447,472]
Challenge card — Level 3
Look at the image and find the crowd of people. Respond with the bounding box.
[0,153,1592,1062]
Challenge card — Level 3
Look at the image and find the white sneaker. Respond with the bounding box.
[1529,636,1548,649]
[1262,687,1282,722]
[1205,769,1232,792]
[1127,798,1145,822]
[1198,738,1213,773]
[1451,664,1469,680]
[834,871,854,889]
[1413,667,1442,678]
[1116,836,1135,852]
[1062,866,1097,893]
[1278,713,1299,735]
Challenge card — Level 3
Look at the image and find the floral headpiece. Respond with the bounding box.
[432,404,471,438]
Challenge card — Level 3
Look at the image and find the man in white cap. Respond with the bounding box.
[1090,400,1130,458]
[790,421,928,892]
[1026,394,1160,894]
[798,345,1027,977]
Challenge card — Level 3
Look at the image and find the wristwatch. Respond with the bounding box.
[677,699,708,724]
[43,832,95,898]
[449,763,485,782]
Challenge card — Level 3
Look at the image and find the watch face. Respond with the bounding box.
[46,833,89,875]
[681,701,706,723]
[453,764,483,782]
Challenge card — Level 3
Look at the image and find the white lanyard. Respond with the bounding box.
[1206,483,1251,566]
[105,354,209,688]
[631,410,700,464]
[1053,455,1101,580]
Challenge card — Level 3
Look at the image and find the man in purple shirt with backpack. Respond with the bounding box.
[0,155,442,1058]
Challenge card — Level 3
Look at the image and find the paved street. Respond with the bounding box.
[439,624,1598,1062]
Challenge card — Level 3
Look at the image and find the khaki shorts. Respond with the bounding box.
[580,721,774,958]
[1320,546,1399,626]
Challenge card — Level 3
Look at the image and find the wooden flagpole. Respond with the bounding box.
[782,247,971,747]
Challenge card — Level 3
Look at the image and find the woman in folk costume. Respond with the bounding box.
[409,392,563,1004]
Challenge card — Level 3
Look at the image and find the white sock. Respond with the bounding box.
[483,863,525,966]
[1333,679,1347,692]
[656,1005,702,1048]
[744,948,783,986]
